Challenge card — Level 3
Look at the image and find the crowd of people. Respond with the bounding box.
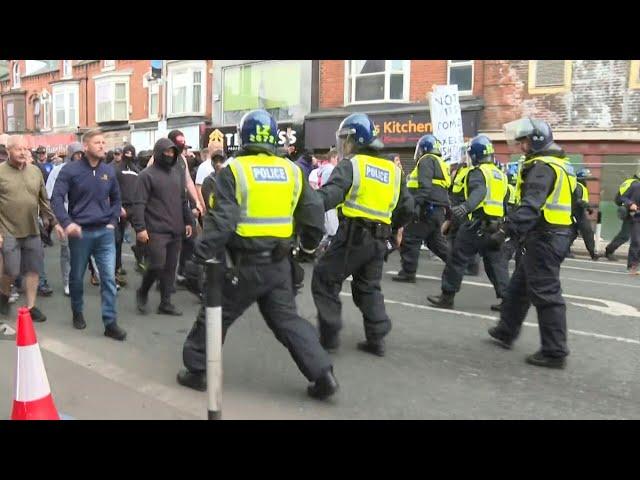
[0,111,638,401]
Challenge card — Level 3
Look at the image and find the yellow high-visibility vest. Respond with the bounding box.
[341,154,402,225]
[407,154,451,190]
[227,154,302,238]
[619,177,639,196]
[507,183,517,205]
[463,163,507,218]
[522,156,576,226]
[451,165,470,195]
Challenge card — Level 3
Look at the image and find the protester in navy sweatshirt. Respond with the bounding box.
[50,129,126,341]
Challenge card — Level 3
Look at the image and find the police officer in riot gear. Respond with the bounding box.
[604,171,640,262]
[177,109,338,400]
[446,150,481,276]
[311,113,414,356]
[392,134,450,283]
[569,169,599,260]
[488,118,576,369]
[427,135,510,311]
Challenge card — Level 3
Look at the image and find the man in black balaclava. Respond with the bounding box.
[114,145,140,285]
[131,138,193,315]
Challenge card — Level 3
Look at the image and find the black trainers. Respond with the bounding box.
[29,306,47,323]
[0,293,9,316]
[525,351,566,369]
[307,368,339,400]
[37,283,53,297]
[136,289,149,314]
[427,292,455,309]
[157,303,183,316]
[72,311,86,330]
[357,339,385,357]
[488,326,513,349]
[177,369,207,392]
[104,323,127,341]
[392,271,416,283]
[320,333,340,353]
[605,251,617,261]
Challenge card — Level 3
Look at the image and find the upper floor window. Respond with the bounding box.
[345,60,409,104]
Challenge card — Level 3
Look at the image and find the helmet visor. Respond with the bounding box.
[504,118,536,148]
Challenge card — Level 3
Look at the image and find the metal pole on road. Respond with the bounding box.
[205,259,224,420]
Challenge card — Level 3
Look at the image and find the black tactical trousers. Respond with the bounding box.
[495,229,573,358]
[399,207,449,275]
[312,221,391,343]
[627,220,640,267]
[570,212,596,258]
[448,221,480,273]
[605,218,631,256]
[182,257,332,382]
[441,221,509,298]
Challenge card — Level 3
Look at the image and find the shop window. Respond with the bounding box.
[222,60,306,124]
[528,60,572,94]
[448,60,474,95]
[345,60,409,104]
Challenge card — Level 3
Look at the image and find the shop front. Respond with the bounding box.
[21,132,78,155]
[304,106,481,172]
[201,121,304,157]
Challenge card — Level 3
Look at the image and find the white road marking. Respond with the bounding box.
[339,292,640,346]
[564,277,640,290]
[561,265,632,276]
[38,337,200,419]
[384,271,640,318]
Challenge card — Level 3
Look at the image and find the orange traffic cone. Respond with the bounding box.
[11,307,59,420]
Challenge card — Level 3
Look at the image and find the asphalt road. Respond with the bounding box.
[1,241,638,419]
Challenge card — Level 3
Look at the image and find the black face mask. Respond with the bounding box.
[157,153,177,168]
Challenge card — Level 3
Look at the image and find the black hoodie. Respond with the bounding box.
[115,145,140,207]
[131,138,193,235]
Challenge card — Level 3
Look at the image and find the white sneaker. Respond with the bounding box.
[64,285,70,296]
[8,289,18,304]
[0,322,16,341]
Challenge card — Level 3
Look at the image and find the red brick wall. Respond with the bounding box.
[481,60,640,131]
[319,60,345,108]
[319,60,482,109]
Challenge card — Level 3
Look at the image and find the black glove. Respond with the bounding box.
[486,228,507,250]
[451,204,469,222]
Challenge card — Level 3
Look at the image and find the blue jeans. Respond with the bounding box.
[68,227,117,326]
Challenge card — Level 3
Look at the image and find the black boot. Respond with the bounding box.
[72,311,86,330]
[605,251,617,261]
[488,326,513,349]
[104,323,127,341]
[427,291,455,309]
[158,303,183,316]
[525,351,566,369]
[177,369,207,392]
[357,339,385,357]
[320,332,340,353]
[29,306,47,323]
[490,300,503,312]
[307,368,339,400]
[392,271,416,283]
